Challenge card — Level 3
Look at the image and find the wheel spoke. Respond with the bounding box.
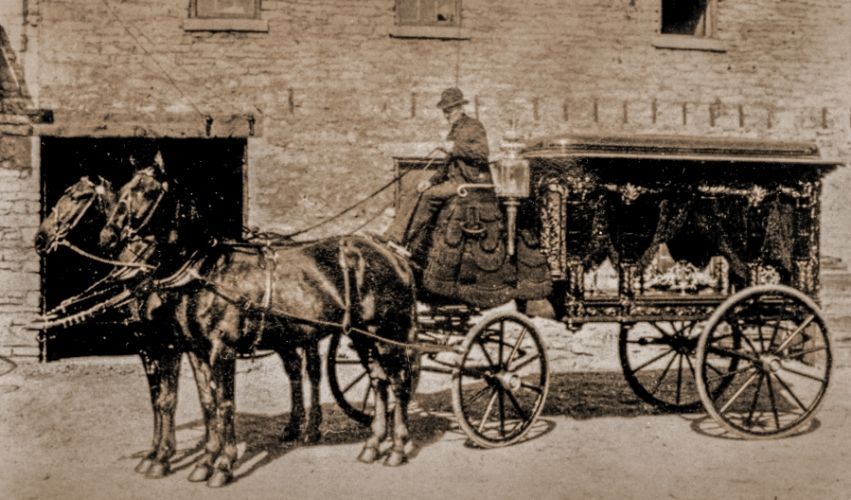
[630,347,677,374]
[781,345,827,361]
[765,374,781,430]
[360,384,373,413]
[477,389,500,433]
[757,319,766,352]
[505,327,530,367]
[504,388,529,421]
[704,364,756,384]
[464,383,495,408]
[675,354,684,405]
[744,372,765,426]
[498,322,505,366]
[771,373,809,412]
[730,319,762,355]
[684,353,697,378]
[511,353,542,372]
[520,381,544,394]
[650,322,674,338]
[775,315,815,352]
[767,317,782,351]
[498,387,506,437]
[719,371,760,414]
[476,339,497,367]
[777,363,827,384]
[706,344,759,363]
[650,349,679,394]
[341,370,368,394]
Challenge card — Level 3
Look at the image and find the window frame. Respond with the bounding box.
[390,0,471,40]
[182,0,268,32]
[653,0,726,52]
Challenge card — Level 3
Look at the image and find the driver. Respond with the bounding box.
[385,87,491,255]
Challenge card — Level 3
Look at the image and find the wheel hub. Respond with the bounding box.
[760,355,782,374]
[497,371,522,391]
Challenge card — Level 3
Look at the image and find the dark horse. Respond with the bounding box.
[34,169,329,483]
[98,154,417,487]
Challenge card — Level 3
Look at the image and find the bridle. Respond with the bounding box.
[45,178,111,253]
[103,167,169,250]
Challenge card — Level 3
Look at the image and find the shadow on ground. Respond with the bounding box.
[164,401,453,484]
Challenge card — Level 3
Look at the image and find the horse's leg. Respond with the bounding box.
[304,341,322,444]
[279,347,306,442]
[146,347,181,478]
[207,355,237,488]
[135,348,162,474]
[186,351,217,482]
[385,351,412,467]
[357,355,389,464]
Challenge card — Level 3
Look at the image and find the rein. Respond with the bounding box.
[59,239,156,271]
[283,150,446,239]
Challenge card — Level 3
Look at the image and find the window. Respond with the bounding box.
[397,0,460,27]
[661,0,711,37]
[194,0,259,19]
[391,0,470,39]
[183,0,268,32]
[653,0,725,52]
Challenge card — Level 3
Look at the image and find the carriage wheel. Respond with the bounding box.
[619,320,740,411]
[451,311,549,448]
[695,285,831,439]
[327,333,421,427]
[327,333,374,425]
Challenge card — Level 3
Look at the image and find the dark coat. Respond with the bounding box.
[434,114,491,184]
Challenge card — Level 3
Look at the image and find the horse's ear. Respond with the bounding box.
[153,151,165,175]
[96,176,113,193]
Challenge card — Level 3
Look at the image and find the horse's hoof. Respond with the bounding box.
[303,429,321,444]
[188,464,212,483]
[207,469,232,488]
[280,428,301,442]
[357,446,380,464]
[383,450,407,467]
[145,461,170,479]
[134,458,154,474]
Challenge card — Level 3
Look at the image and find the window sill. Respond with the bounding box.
[390,25,470,40]
[182,18,269,32]
[652,34,726,53]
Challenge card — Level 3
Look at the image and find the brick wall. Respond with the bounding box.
[1,0,850,355]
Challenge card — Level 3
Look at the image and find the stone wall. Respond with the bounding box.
[0,0,849,355]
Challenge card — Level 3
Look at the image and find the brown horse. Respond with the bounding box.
[35,169,323,483]
[34,174,218,479]
[99,154,417,487]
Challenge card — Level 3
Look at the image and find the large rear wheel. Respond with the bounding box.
[695,285,831,439]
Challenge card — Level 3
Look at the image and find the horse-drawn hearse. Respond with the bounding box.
[33,131,840,486]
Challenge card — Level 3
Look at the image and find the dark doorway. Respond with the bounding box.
[40,137,245,361]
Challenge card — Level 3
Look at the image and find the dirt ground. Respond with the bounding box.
[1,277,850,500]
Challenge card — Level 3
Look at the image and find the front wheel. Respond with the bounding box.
[451,311,549,448]
[695,285,832,439]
